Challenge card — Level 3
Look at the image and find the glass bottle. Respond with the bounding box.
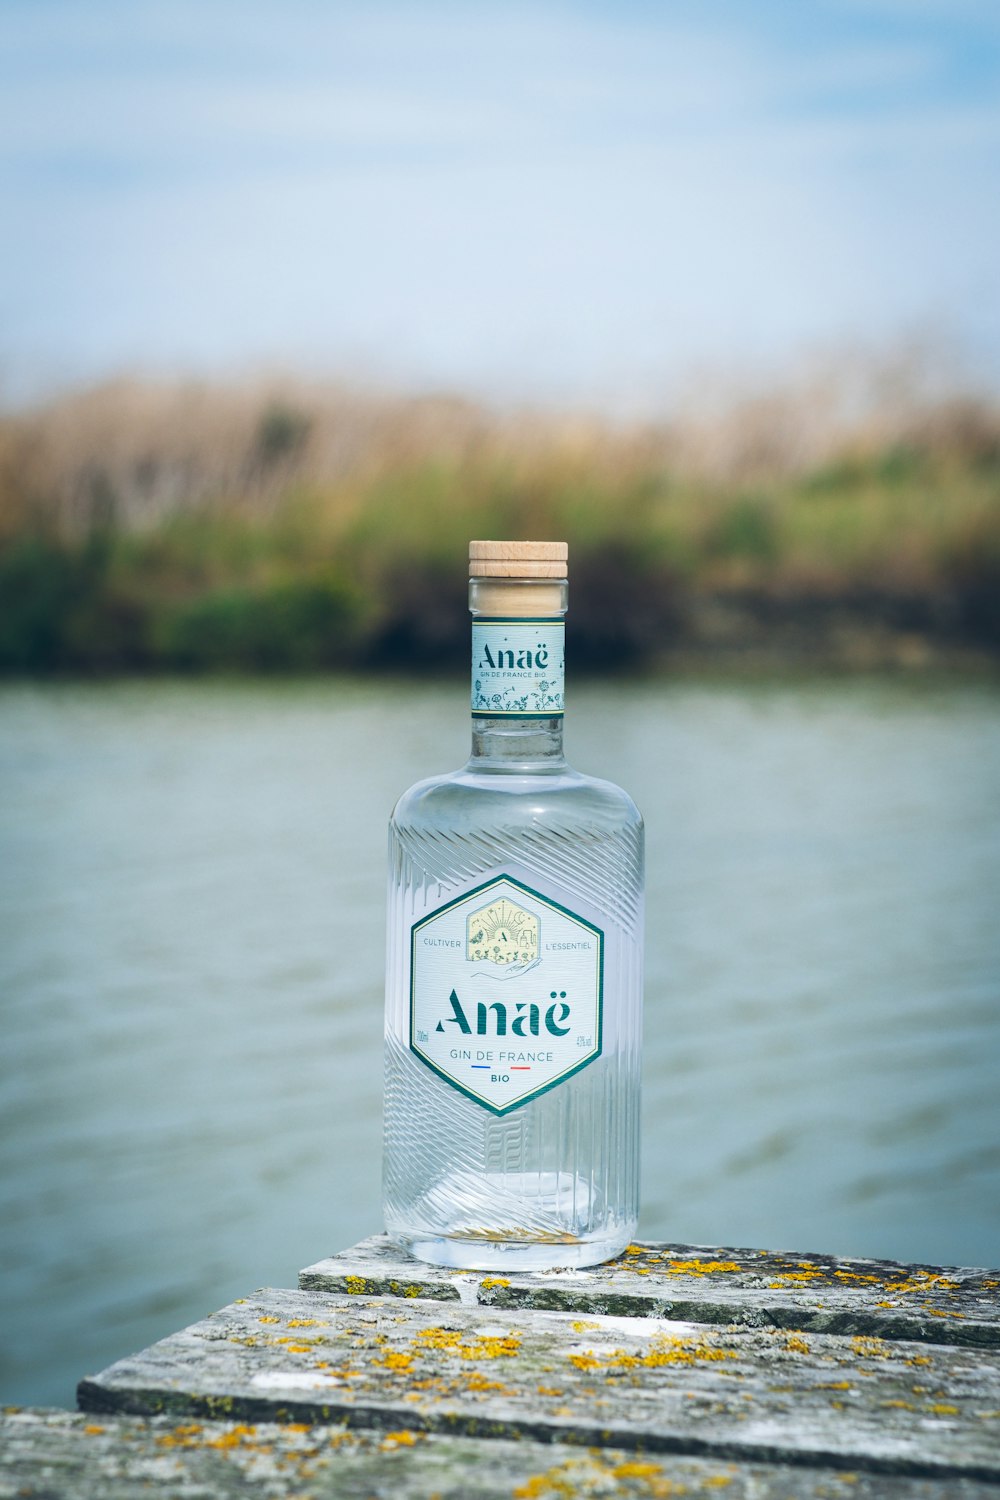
[382,540,644,1270]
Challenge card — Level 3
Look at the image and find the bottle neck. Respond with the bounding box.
[467,575,568,772]
[470,715,565,769]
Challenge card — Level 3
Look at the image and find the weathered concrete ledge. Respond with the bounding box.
[301,1235,1000,1349]
[4,1238,999,1498]
[6,1407,998,1499]
[77,1281,1000,1484]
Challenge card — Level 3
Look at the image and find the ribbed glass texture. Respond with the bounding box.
[382,707,644,1271]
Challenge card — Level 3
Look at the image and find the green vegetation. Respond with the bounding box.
[1,379,998,672]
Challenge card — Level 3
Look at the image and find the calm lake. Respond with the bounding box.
[1,674,999,1408]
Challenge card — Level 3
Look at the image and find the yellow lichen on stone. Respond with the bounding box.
[204,1424,258,1451]
[481,1277,510,1290]
[155,1424,204,1448]
[516,1478,552,1500]
[416,1326,522,1360]
[515,1455,695,1498]
[929,1403,959,1415]
[768,1268,824,1287]
[666,1259,741,1276]
[463,1371,513,1394]
[156,1422,273,1455]
[344,1276,369,1294]
[884,1272,959,1296]
[258,1315,280,1324]
[567,1352,603,1371]
[381,1430,420,1447]
[784,1335,811,1354]
[567,1335,737,1373]
[287,1319,325,1329]
[376,1351,414,1372]
[850,1336,890,1359]
[512,1458,600,1497]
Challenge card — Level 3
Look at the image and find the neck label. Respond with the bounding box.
[471,618,564,718]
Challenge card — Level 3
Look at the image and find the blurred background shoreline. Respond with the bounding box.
[2,354,998,678]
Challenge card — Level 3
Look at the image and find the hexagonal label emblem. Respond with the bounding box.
[466,895,539,966]
[410,874,603,1115]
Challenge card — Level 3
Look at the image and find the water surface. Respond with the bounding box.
[1,674,998,1406]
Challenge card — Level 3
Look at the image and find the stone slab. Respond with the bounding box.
[6,1407,999,1500]
[77,1285,1000,1483]
[300,1236,1000,1349]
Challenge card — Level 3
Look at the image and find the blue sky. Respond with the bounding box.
[2,0,999,404]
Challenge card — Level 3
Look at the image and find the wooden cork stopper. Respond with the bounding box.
[469,540,568,578]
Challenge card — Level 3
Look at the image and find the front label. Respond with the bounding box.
[410,875,603,1115]
[471,619,564,717]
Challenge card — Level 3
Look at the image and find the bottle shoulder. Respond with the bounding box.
[390,761,643,835]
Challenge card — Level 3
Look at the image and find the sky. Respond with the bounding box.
[2,0,999,406]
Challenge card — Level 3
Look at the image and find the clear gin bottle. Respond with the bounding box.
[383,540,644,1270]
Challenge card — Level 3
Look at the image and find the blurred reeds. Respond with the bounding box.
[1,365,998,673]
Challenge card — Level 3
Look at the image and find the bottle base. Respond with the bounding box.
[389,1228,635,1272]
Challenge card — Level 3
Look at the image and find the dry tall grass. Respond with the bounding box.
[3,354,997,538]
[1,358,998,671]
